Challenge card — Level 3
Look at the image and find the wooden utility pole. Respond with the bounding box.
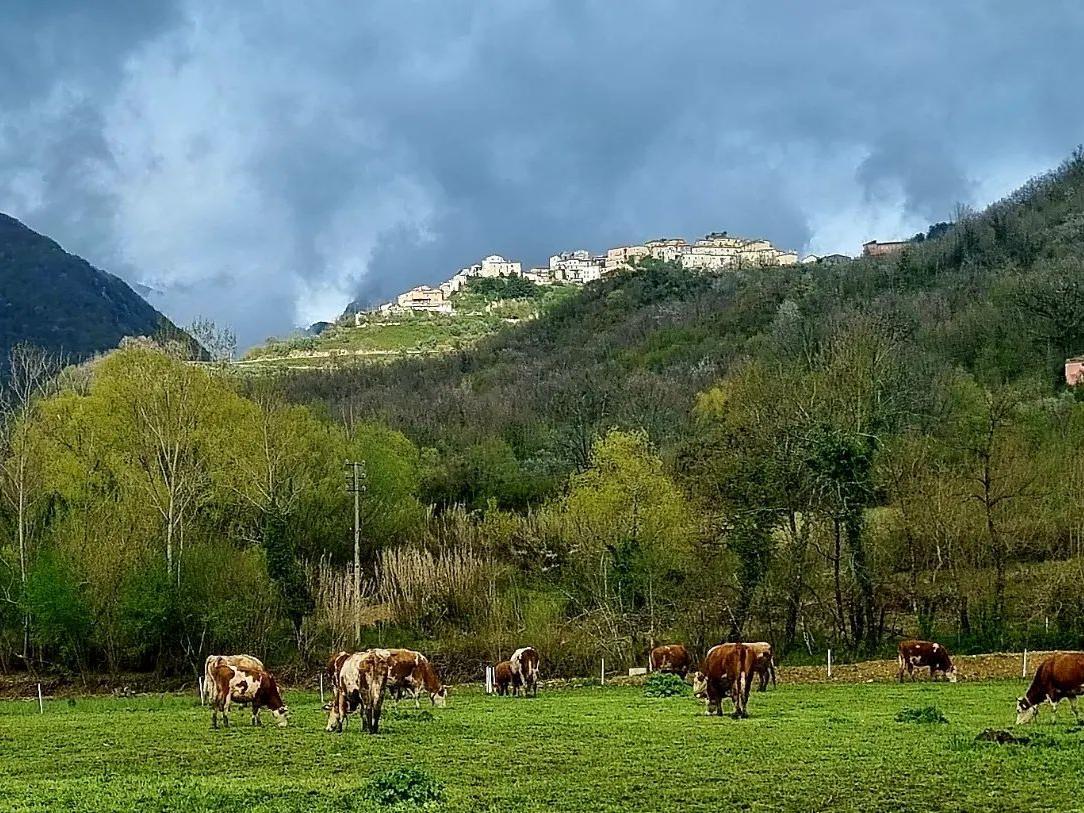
[346,461,366,645]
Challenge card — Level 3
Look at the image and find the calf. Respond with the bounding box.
[650,644,692,677]
[746,642,777,691]
[493,660,513,696]
[205,656,288,729]
[327,649,391,734]
[691,643,755,718]
[1016,652,1084,725]
[387,648,448,708]
[510,646,540,697]
[897,639,957,683]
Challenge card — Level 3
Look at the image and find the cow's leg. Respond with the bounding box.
[1070,696,1081,723]
[413,688,421,709]
[222,695,232,728]
[252,701,261,726]
[211,704,219,730]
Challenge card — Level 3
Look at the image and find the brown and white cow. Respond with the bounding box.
[650,644,692,677]
[326,649,391,734]
[387,648,448,708]
[1016,652,1084,725]
[897,639,957,683]
[691,643,756,718]
[510,646,540,697]
[205,655,288,729]
[493,660,513,696]
[746,642,777,691]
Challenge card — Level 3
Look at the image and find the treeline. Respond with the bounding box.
[3,153,1084,679]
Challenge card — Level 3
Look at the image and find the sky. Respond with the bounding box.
[3,1,1084,348]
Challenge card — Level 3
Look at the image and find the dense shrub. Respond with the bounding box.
[644,672,690,698]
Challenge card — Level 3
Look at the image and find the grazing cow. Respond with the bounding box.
[691,643,755,718]
[1016,652,1084,725]
[746,642,777,691]
[327,649,391,734]
[897,640,957,683]
[387,648,448,708]
[205,656,288,729]
[510,647,540,697]
[650,644,692,677]
[493,660,514,696]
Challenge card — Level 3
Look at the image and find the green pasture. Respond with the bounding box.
[0,681,1080,812]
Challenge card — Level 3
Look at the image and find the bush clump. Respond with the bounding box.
[364,768,444,808]
[895,705,948,724]
[644,672,691,698]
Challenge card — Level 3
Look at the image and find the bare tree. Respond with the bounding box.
[0,344,62,660]
[188,317,237,365]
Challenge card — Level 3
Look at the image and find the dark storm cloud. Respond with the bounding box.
[2,1,1084,345]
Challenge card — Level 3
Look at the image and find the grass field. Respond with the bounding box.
[0,681,1081,812]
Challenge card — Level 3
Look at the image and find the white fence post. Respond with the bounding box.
[485,666,494,694]
[198,676,205,706]
[319,673,325,705]
[37,683,44,714]
[1022,649,1028,679]
[600,658,605,686]
[827,649,833,679]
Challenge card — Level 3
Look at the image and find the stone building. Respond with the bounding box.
[862,240,909,257]
[645,238,688,263]
[550,250,604,283]
[396,285,452,313]
[1066,357,1084,387]
[479,254,523,277]
[605,244,650,273]
[524,267,555,285]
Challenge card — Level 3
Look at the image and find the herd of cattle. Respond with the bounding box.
[201,638,1084,733]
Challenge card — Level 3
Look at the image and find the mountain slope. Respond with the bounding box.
[0,213,179,364]
[269,151,1084,509]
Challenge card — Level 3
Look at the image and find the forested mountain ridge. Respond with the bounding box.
[0,213,179,366]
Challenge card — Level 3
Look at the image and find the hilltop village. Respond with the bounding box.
[372,232,810,317]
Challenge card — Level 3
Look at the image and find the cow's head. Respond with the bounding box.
[1015,697,1038,725]
[272,705,289,727]
[431,686,448,708]
[691,671,708,699]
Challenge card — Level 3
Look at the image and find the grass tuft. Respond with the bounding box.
[895,705,948,724]
[364,767,444,808]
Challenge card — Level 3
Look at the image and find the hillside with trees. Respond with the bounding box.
[2,153,1084,681]
[0,213,181,369]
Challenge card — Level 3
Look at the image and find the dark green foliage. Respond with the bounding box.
[644,672,690,697]
[895,706,948,724]
[462,275,542,302]
[0,212,186,367]
[364,768,445,807]
[22,551,91,669]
